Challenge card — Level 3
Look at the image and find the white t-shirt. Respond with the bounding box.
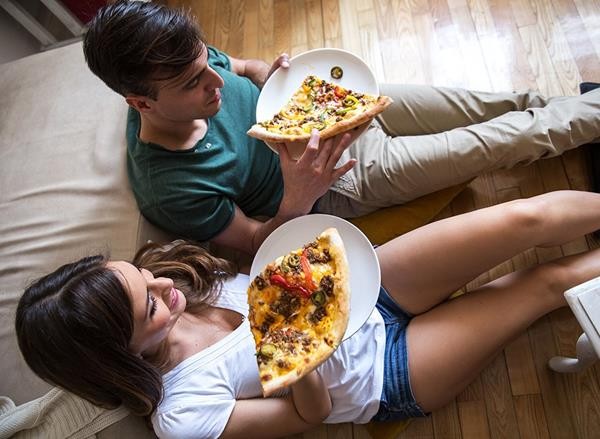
[151,274,386,439]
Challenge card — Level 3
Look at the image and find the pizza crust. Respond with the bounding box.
[247,95,393,143]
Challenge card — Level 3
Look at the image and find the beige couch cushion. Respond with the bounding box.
[0,42,167,436]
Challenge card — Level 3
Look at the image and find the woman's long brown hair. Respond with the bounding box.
[16,241,236,416]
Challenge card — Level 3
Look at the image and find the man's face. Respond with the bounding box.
[148,46,225,122]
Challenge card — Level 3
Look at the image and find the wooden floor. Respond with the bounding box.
[166,0,600,437]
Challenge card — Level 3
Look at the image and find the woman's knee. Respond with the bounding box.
[526,261,571,305]
[502,197,546,236]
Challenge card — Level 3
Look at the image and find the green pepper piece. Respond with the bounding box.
[335,107,354,115]
[311,291,326,306]
[287,253,301,268]
[260,343,277,358]
[330,66,343,79]
[343,95,359,107]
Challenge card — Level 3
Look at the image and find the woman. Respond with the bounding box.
[16,190,600,438]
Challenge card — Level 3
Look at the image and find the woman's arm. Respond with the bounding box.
[220,371,332,439]
[229,54,289,89]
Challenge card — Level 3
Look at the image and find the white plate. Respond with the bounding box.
[256,48,379,123]
[250,214,381,340]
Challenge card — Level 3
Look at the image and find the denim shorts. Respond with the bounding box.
[371,286,427,422]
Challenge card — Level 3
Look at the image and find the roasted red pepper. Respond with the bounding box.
[269,274,312,298]
[301,248,317,292]
[333,85,346,99]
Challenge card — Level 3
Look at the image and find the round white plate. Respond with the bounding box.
[256,48,379,123]
[250,214,381,340]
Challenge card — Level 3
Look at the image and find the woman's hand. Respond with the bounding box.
[229,53,289,89]
[263,53,290,86]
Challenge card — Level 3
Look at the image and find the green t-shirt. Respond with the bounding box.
[127,47,283,241]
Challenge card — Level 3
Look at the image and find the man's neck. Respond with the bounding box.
[139,114,208,151]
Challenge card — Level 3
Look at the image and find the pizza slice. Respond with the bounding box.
[247,75,392,143]
[247,227,350,396]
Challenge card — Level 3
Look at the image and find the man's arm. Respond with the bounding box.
[212,130,356,255]
[229,54,289,89]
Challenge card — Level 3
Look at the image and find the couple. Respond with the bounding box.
[14,1,600,438]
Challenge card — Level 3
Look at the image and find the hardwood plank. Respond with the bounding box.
[212,0,232,52]
[290,0,309,55]
[188,0,217,42]
[243,0,259,58]
[504,332,541,395]
[338,0,362,56]
[273,0,292,57]
[572,0,600,62]
[432,401,462,438]
[469,0,514,92]
[397,416,434,439]
[518,24,565,96]
[227,0,245,58]
[376,0,427,83]
[258,0,275,59]
[529,0,581,95]
[457,375,485,402]
[428,0,469,87]
[508,0,537,27]
[325,423,353,439]
[458,400,491,439]
[412,11,444,85]
[513,394,551,439]
[529,316,579,438]
[448,4,493,90]
[480,353,520,439]
[306,0,325,49]
[322,0,342,47]
[488,0,538,91]
[551,0,600,83]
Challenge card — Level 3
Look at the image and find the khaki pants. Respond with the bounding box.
[315,85,600,217]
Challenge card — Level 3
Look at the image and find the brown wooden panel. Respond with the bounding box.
[529,316,579,438]
[397,416,434,438]
[513,394,551,439]
[432,401,462,438]
[258,0,275,59]
[480,353,520,438]
[458,400,491,439]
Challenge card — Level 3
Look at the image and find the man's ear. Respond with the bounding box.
[126,95,153,113]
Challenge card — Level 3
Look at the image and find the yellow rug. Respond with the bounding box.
[349,183,469,245]
[364,419,412,439]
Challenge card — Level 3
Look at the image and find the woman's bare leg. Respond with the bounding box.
[376,190,600,315]
[406,247,600,411]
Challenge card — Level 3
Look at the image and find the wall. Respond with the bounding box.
[0,7,41,64]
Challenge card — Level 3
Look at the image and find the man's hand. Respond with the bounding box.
[275,129,356,217]
[211,131,355,255]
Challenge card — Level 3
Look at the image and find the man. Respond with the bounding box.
[84,1,600,255]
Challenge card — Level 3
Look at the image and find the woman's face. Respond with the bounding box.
[108,261,186,356]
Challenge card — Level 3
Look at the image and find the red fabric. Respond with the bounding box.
[59,0,107,24]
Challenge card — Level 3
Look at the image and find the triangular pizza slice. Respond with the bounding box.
[247,228,350,396]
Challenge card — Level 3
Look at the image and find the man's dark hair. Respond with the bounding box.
[83,0,206,99]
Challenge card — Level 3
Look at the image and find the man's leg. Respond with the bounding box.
[376,84,549,135]
[324,88,600,214]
